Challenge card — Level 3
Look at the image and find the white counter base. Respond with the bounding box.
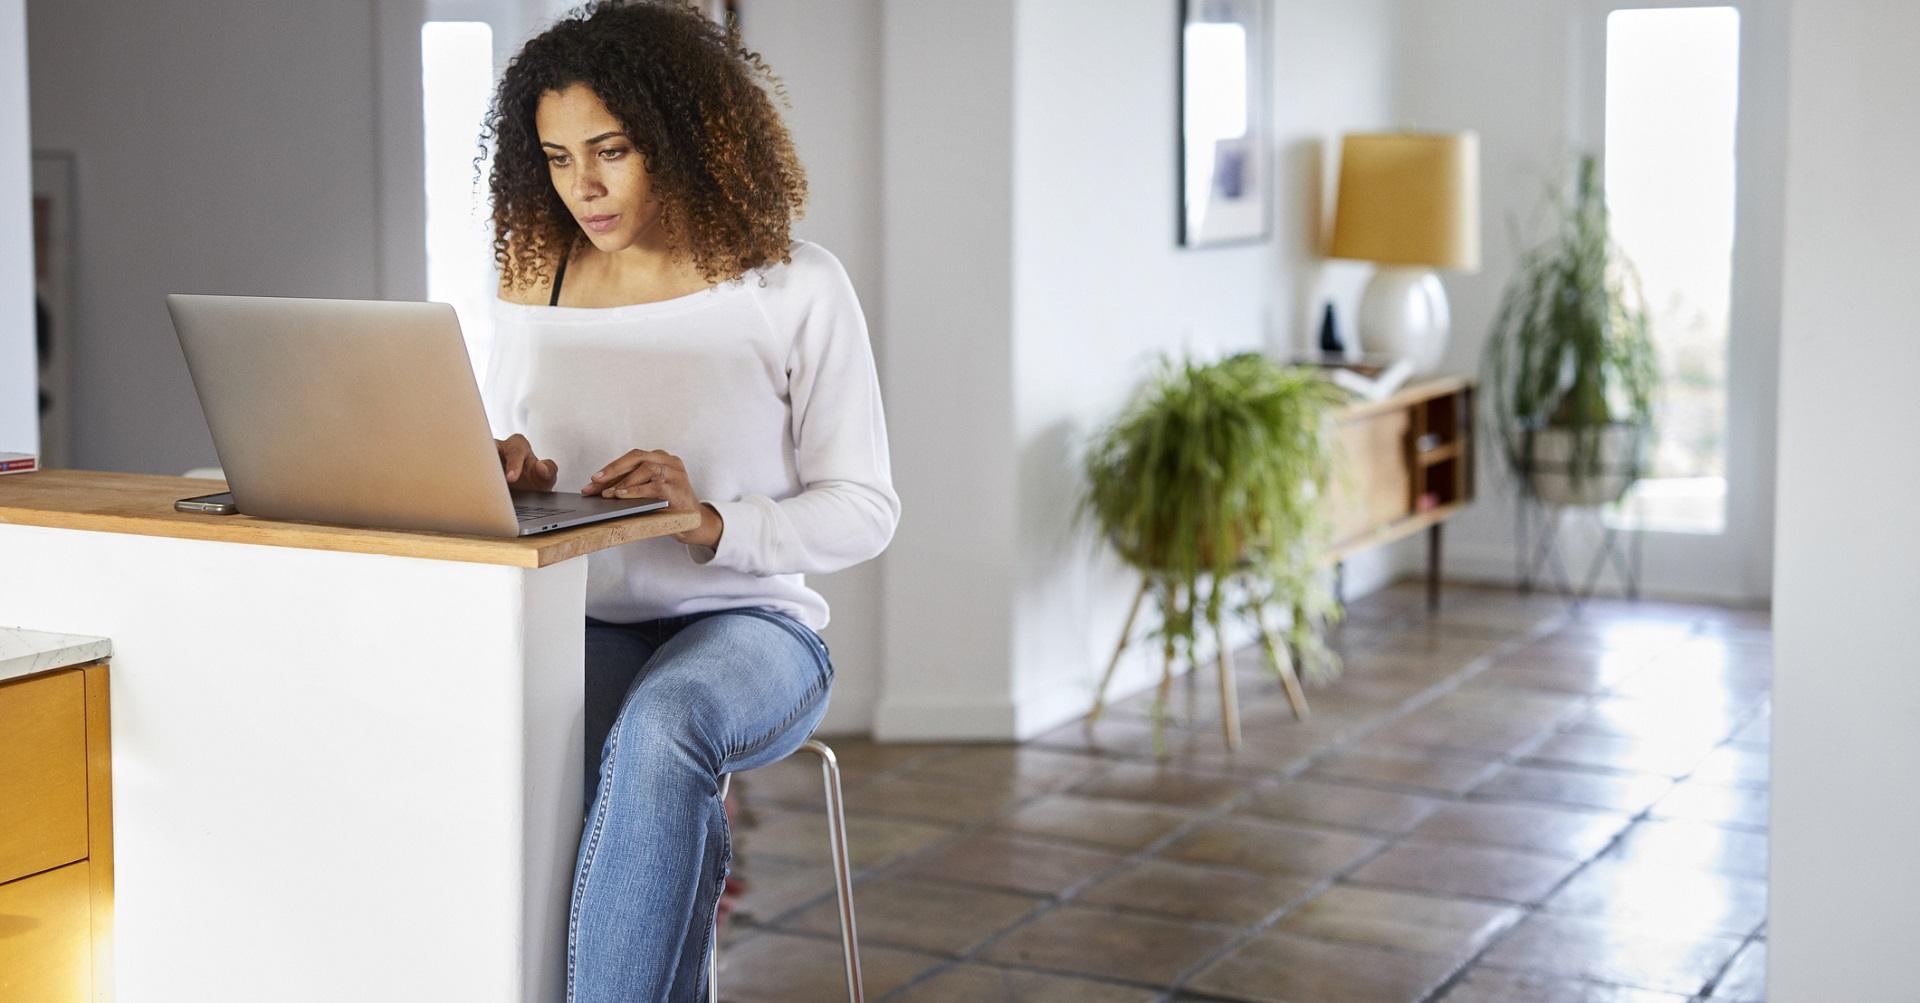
[5,523,587,1002]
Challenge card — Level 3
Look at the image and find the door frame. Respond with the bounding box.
[1569,0,1787,604]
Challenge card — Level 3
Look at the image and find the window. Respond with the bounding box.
[421,20,496,372]
[1602,6,1741,533]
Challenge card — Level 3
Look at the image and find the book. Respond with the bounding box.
[0,452,38,475]
[1291,354,1415,402]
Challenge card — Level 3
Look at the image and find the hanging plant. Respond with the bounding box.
[1482,153,1661,505]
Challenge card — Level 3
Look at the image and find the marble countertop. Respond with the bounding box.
[0,626,112,683]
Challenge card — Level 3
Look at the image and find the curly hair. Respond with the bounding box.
[481,0,808,290]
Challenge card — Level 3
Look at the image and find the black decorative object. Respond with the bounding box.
[1317,302,1345,356]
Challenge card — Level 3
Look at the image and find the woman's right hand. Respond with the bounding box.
[495,434,558,492]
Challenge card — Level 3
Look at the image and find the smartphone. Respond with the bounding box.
[175,491,239,515]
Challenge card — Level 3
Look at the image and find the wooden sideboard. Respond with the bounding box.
[0,656,113,1003]
[1326,376,1475,609]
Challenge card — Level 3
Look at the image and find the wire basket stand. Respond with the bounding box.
[1510,423,1648,604]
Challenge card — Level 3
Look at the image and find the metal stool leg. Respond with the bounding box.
[708,772,731,1003]
[798,739,864,1003]
[706,740,863,1003]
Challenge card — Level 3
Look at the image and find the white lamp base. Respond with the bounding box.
[1357,266,1450,374]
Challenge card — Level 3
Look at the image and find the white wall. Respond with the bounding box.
[26,0,386,476]
[0,0,35,456]
[1269,0,1405,356]
[996,0,1405,741]
[1770,0,1920,994]
[873,0,1023,739]
[742,0,888,735]
[1007,0,1269,738]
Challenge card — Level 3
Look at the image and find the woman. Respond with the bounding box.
[478,3,898,999]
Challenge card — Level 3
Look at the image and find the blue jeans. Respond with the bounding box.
[568,608,834,1003]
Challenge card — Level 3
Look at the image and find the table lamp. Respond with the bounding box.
[1328,131,1480,374]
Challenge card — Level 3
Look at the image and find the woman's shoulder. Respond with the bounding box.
[780,239,840,272]
[749,240,855,301]
[745,242,867,350]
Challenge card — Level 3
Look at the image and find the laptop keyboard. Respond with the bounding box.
[514,504,570,521]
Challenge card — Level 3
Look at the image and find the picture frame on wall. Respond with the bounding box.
[1179,0,1270,247]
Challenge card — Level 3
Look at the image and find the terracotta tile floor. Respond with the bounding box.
[716,583,1771,1002]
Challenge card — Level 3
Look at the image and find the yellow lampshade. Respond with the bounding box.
[1329,131,1481,271]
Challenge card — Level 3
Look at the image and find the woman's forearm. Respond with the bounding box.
[684,502,725,550]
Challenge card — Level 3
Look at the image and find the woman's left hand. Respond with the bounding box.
[582,448,723,548]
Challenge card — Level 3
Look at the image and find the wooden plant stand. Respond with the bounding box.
[1082,377,1478,753]
[1083,576,1310,752]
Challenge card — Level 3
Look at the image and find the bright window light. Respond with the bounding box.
[422,21,496,374]
[1602,6,1740,534]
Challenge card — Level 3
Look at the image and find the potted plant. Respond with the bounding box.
[1078,351,1346,753]
[1482,153,1659,506]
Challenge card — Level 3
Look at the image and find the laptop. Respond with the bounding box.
[165,293,669,538]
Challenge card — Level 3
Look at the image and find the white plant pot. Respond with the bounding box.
[1523,424,1641,507]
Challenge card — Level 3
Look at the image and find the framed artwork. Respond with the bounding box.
[1178,0,1270,247]
[32,151,76,468]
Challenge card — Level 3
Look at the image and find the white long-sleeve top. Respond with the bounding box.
[481,240,898,631]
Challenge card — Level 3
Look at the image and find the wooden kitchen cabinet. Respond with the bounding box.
[0,654,113,1003]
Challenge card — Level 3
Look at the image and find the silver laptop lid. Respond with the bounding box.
[166,294,521,537]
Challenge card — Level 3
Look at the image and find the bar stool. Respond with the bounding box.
[708,738,863,1003]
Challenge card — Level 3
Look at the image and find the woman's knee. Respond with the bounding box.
[604,677,729,777]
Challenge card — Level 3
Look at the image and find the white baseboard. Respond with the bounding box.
[1442,542,1766,606]
[871,692,1023,742]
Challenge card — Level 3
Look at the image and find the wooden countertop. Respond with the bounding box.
[0,469,702,569]
[1333,375,1472,422]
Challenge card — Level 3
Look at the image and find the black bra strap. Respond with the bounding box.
[549,249,570,306]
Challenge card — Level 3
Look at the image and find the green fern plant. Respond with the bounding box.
[1078,351,1346,746]
[1483,153,1659,495]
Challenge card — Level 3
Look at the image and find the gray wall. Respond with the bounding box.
[1771,0,1920,993]
[0,0,34,457]
[873,0,1023,738]
[27,0,386,475]
[739,0,887,734]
